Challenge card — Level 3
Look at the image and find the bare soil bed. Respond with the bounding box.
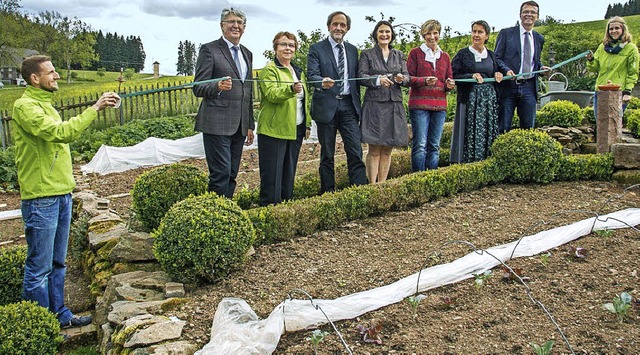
[1,142,639,354]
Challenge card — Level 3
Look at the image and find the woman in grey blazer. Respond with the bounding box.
[358,20,409,183]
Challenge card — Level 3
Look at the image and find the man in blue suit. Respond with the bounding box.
[495,1,550,132]
[308,11,368,193]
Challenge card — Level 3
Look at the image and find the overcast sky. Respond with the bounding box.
[20,0,609,75]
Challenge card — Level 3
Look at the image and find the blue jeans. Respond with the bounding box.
[498,78,538,132]
[410,109,446,171]
[21,194,73,325]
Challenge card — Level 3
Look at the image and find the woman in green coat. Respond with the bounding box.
[257,31,312,206]
[586,16,640,112]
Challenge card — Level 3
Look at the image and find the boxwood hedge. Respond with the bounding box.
[152,193,256,284]
[0,301,64,355]
[131,163,208,231]
[0,245,26,306]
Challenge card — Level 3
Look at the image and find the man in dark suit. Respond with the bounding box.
[193,7,254,198]
[307,11,368,193]
[495,1,550,132]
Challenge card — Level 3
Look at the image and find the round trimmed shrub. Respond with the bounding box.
[153,193,256,283]
[132,164,208,231]
[626,96,640,110]
[625,109,640,137]
[440,122,454,149]
[0,245,26,306]
[623,107,640,127]
[536,100,583,127]
[583,106,595,125]
[0,301,64,354]
[490,129,563,183]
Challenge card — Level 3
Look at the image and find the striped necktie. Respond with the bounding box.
[337,43,345,92]
[522,32,532,78]
[232,45,243,81]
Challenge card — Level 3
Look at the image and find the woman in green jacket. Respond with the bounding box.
[257,31,312,206]
[586,16,640,112]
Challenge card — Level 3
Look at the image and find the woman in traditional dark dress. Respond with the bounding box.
[450,20,507,163]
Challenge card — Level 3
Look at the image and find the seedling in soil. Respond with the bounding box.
[306,329,329,354]
[501,265,531,283]
[405,294,426,315]
[594,229,614,238]
[603,292,633,322]
[425,252,442,267]
[539,252,551,266]
[473,270,492,288]
[356,320,383,345]
[530,340,554,355]
[440,296,457,310]
[567,245,587,260]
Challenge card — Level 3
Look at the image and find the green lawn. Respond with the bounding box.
[0,70,193,113]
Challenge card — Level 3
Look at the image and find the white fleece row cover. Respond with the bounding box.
[80,123,319,175]
[196,208,640,354]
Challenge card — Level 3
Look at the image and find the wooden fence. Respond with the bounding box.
[0,77,263,149]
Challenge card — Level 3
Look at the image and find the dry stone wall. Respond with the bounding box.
[73,190,197,354]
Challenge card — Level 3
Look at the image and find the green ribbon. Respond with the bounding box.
[120,50,591,98]
[453,50,591,83]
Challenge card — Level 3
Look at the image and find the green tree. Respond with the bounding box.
[0,0,21,13]
[123,67,134,80]
[29,11,63,55]
[176,40,185,75]
[0,7,27,65]
[183,40,196,75]
[537,20,600,79]
[125,35,145,72]
[50,16,97,83]
[363,13,422,55]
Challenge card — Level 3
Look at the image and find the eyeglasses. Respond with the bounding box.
[277,42,296,49]
[222,20,245,26]
[521,10,538,15]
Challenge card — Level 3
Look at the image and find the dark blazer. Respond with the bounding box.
[358,45,409,103]
[307,39,361,124]
[452,47,506,104]
[193,37,254,136]
[494,25,545,95]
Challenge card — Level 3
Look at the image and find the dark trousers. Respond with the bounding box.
[498,78,538,133]
[202,125,245,198]
[258,123,305,206]
[316,98,368,193]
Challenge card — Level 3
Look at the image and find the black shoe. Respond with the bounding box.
[61,315,93,329]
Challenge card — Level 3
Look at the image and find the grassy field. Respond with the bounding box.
[537,14,640,37]
[0,70,193,113]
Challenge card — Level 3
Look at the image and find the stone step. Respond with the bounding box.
[60,322,98,349]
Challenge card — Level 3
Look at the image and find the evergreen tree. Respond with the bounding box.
[132,36,145,72]
[184,40,196,76]
[176,40,185,75]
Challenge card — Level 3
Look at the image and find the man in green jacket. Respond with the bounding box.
[12,55,119,329]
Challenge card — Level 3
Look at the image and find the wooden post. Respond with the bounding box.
[0,112,6,150]
[596,90,623,153]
